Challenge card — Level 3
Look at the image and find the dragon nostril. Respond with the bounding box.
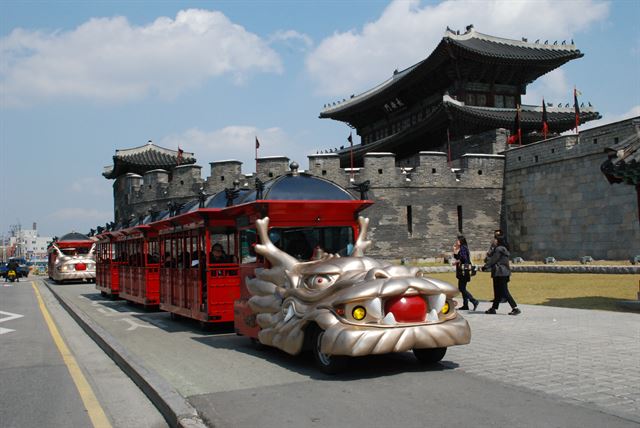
[365,268,391,280]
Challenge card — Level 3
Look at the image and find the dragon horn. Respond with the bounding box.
[351,216,371,257]
[52,243,63,257]
[255,217,299,270]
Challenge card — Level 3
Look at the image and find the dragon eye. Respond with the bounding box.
[304,274,336,289]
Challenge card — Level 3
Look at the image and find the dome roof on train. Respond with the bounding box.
[239,162,355,203]
[58,232,91,242]
[204,187,252,208]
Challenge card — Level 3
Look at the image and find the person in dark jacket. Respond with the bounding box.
[482,236,520,315]
[453,235,479,311]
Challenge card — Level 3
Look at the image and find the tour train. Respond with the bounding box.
[95,164,470,372]
[48,232,97,283]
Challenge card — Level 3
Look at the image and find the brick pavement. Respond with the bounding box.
[446,301,640,423]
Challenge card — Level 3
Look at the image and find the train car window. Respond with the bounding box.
[270,226,354,260]
[240,229,257,264]
[209,232,237,264]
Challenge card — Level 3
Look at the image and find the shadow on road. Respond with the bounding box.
[192,334,457,380]
[542,296,640,313]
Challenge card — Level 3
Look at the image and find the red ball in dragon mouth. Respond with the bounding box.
[384,295,427,322]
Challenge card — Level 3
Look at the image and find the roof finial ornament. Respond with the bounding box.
[522,37,527,42]
[290,161,299,176]
[465,24,474,33]
[544,40,548,44]
[147,139,152,144]
[535,39,540,43]
[571,39,574,44]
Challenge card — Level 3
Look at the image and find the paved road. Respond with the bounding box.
[0,278,166,428]
[43,278,640,428]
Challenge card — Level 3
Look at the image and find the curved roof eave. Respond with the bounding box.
[320,28,583,120]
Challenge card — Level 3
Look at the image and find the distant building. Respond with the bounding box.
[6,223,52,261]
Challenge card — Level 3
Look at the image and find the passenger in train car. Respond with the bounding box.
[210,243,231,263]
[285,232,312,261]
[163,252,173,268]
[191,250,206,267]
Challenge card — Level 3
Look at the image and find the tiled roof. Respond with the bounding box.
[334,96,601,165]
[443,97,601,134]
[601,121,640,186]
[103,142,196,179]
[321,27,581,119]
[446,29,582,62]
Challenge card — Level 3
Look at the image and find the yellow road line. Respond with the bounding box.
[31,282,112,428]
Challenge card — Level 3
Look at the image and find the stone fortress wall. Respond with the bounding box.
[113,117,639,261]
[504,117,640,260]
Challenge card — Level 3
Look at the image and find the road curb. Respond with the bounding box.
[41,279,209,428]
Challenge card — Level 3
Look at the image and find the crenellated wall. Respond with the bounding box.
[114,149,504,258]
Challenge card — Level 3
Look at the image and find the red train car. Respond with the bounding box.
[96,212,165,303]
[151,192,247,323]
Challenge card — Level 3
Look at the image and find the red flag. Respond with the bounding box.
[507,106,521,145]
[348,132,354,180]
[573,87,580,132]
[255,137,260,149]
[542,98,549,139]
[177,146,184,165]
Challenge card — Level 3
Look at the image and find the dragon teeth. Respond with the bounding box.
[426,309,439,322]
[366,297,383,319]
[427,293,446,312]
[381,312,396,325]
[283,305,294,322]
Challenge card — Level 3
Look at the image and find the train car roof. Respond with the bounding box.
[238,169,356,203]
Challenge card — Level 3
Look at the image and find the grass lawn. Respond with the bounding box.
[426,272,640,313]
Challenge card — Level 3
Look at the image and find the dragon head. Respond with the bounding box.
[247,217,469,356]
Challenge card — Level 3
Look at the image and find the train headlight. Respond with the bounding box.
[352,306,366,321]
[442,301,450,314]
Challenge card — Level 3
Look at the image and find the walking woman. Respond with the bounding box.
[483,236,521,315]
[453,235,479,311]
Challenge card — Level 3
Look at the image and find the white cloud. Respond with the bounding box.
[306,0,610,96]
[160,125,312,175]
[0,9,282,107]
[269,30,313,52]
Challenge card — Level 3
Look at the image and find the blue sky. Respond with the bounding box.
[1,0,639,237]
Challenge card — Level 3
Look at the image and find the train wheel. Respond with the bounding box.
[310,326,347,374]
[413,347,447,364]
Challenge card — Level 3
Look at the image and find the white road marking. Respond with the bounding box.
[118,318,157,331]
[0,310,24,335]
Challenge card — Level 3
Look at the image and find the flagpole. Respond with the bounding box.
[349,132,354,181]
[574,86,580,134]
[255,136,259,175]
[446,128,452,167]
[518,105,522,146]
